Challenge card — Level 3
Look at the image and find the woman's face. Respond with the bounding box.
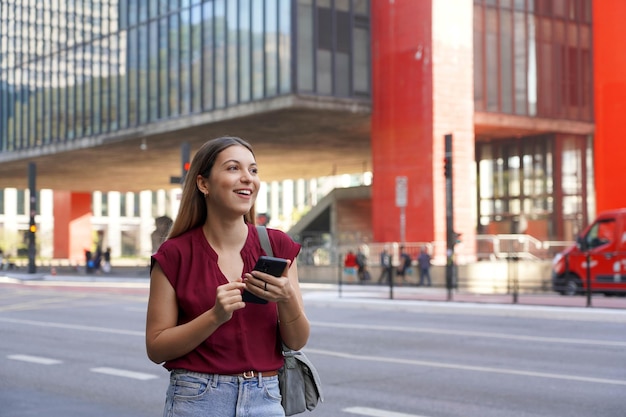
[204,145,259,217]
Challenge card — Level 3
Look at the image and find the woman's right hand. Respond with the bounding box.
[212,279,246,324]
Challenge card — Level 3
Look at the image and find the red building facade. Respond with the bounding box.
[370,0,625,260]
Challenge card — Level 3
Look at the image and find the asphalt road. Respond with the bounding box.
[1,279,625,417]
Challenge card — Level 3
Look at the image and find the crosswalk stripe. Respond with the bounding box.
[91,367,159,380]
[8,354,62,365]
[344,407,428,417]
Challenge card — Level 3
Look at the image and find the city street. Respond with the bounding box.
[1,279,625,417]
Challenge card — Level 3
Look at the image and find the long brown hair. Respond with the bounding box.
[167,136,257,239]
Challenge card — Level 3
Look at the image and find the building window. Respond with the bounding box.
[473,0,592,121]
[17,189,25,215]
[477,136,555,239]
[296,0,370,98]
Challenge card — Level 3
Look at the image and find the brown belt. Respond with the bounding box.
[230,370,279,379]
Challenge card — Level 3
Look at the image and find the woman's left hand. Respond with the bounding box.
[243,260,293,303]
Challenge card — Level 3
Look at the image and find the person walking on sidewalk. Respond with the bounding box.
[417,246,432,286]
[146,136,310,417]
[378,248,393,285]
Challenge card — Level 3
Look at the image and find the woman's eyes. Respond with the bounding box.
[227,165,258,175]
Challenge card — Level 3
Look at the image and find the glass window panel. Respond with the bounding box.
[84,47,92,136]
[479,159,494,198]
[149,0,159,19]
[139,24,148,124]
[353,26,369,95]
[159,17,168,118]
[214,0,226,108]
[473,5,484,111]
[527,16,537,115]
[265,0,279,97]
[278,0,291,94]
[500,10,513,113]
[128,27,138,126]
[297,1,314,91]
[354,0,369,15]
[101,36,110,132]
[485,8,498,111]
[202,2,214,110]
[169,14,180,116]
[316,49,332,95]
[149,20,159,121]
[239,0,251,102]
[513,11,526,115]
[251,0,264,99]
[227,0,239,105]
[111,33,121,131]
[180,8,191,114]
[191,5,202,112]
[508,155,520,196]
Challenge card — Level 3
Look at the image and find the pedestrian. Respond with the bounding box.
[343,249,358,282]
[396,245,413,285]
[146,136,310,417]
[418,246,432,286]
[378,247,393,284]
[102,247,111,273]
[355,247,370,283]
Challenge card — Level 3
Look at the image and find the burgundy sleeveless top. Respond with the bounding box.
[151,223,301,374]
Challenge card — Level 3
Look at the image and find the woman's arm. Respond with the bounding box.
[276,259,310,350]
[145,262,246,364]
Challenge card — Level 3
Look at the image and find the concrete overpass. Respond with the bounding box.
[0,95,372,193]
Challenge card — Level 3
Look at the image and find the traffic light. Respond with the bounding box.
[447,230,462,247]
[29,224,37,233]
[444,157,451,178]
[181,142,191,183]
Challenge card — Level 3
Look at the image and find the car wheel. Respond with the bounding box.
[564,276,581,296]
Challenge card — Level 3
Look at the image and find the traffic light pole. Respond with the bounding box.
[444,134,454,301]
[170,142,191,185]
[28,162,37,274]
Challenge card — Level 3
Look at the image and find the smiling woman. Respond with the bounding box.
[145,136,310,417]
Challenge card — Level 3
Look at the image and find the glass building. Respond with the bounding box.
[0,0,370,149]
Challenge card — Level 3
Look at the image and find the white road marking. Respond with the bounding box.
[311,321,626,347]
[91,367,158,380]
[0,317,143,336]
[8,354,62,365]
[306,348,626,386]
[344,407,427,417]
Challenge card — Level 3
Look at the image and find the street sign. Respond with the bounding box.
[395,176,407,208]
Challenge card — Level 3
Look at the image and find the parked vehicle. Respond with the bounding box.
[552,209,626,296]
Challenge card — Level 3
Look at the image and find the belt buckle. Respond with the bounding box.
[242,371,255,379]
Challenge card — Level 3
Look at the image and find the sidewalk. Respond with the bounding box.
[2,266,626,312]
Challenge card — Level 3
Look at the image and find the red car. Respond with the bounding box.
[552,209,626,296]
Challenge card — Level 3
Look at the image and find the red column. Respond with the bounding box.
[53,191,92,264]
[370,0,434,243]
[594,1,626,211]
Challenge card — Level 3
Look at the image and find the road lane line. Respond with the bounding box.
[8,354,62,365]
[91,367,158,380]
[344,407,427,417]
[306,348,626,386]
[0,317,143,336]
[311,321,626,347]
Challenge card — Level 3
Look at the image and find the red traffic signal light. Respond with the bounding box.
[183,162,190,172]
[444,157,451,178]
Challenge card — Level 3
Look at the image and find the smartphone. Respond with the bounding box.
[242,256,289,304]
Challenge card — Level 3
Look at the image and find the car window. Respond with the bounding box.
[585,219,615,248]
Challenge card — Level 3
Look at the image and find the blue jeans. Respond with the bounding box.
[163,370,284,417]
[419,268,431,286]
